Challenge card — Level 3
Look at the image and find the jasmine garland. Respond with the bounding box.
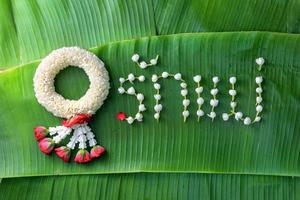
[33,47,109,163]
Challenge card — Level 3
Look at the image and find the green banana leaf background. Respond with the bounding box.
[0,0,300,199]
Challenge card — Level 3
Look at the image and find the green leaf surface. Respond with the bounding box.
[154,0,300,34]
[1,173,300,200]
[0,0,156,68]
[1,32,300,178]
[1,0,300,68]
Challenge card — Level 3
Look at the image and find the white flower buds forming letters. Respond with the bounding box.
[207,76,220,121]
[119,55,265,126]
[118,73,146,124]
[193,75,205,121]
[132,53,159,69]
[152,72,190,122]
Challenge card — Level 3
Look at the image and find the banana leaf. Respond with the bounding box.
[1,173,300,200]
[0,32,300,178]
[0,0,156,68]
[1,0,300,68]
[154,0,300,34]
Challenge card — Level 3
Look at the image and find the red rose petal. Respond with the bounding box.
[116,112,126,121]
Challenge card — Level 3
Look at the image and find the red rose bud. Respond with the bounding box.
[116,112,126,121]
[38,138,55,155]
[74,149,92,163]
[55,146,71,162]
[34,126,48,141]
[62,114,92,128]
[90,145,105,159]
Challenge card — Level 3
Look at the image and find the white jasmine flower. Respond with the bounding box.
[119,77,125,83]
[230,102,237,108]
[138,75,145,82]
[128,73,135,82]
[229,77,236,84]
[180,82,187,88]
[150,58,158,65]
[235,112,243,120]
[256,105,263,112]
[136,93,144,101]
[127,117,134,124]
[196,109,204,117]
[162,72,169,78]
[197,97,204,105]
[88,138,97,147]
[208,111,216,119]
[256,96,263,103]
[181,89,188,96]
[210,99,219,107]
[131,54,140,62]
[222,113,229,121]
[135,113,143,121]
[138,104,146,112]
[127,87,135,95]
[154,104,163,112]
[182,99,190,107]
[154,83,161,90]
[254,116,261,122]
[118,87,125,94]
[154,94,161,100]
[140,61,147,69]
[229,89,237,96]
[243,117,251,125]
[182,110,189,117]
[212,76,220,84]
[255,76,263,84]
[256,87,263,94]
[174,73,182,80]
[193,75,201,83]
[210,88,219,96]
[152,74,158,82]
[195,87,203,94]
[256,57,265,66]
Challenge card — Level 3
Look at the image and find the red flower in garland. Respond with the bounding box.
[38,138,55,155]
[74,149,92,163]
[55,146,71,162]
[34,126,48,141]
[62,114,92,128]
[90,145,105,158]
[116,112,126,121]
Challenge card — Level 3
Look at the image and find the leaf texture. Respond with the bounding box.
[0,0,156,68]
[0,32,300,178]
[1,0,300,68]
[154,0,300,34]
[1,173,300,200]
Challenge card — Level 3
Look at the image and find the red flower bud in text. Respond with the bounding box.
[116,112,126,121]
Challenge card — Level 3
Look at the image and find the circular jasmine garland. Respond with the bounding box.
[34,47,110,119]
[33,47,110,163]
